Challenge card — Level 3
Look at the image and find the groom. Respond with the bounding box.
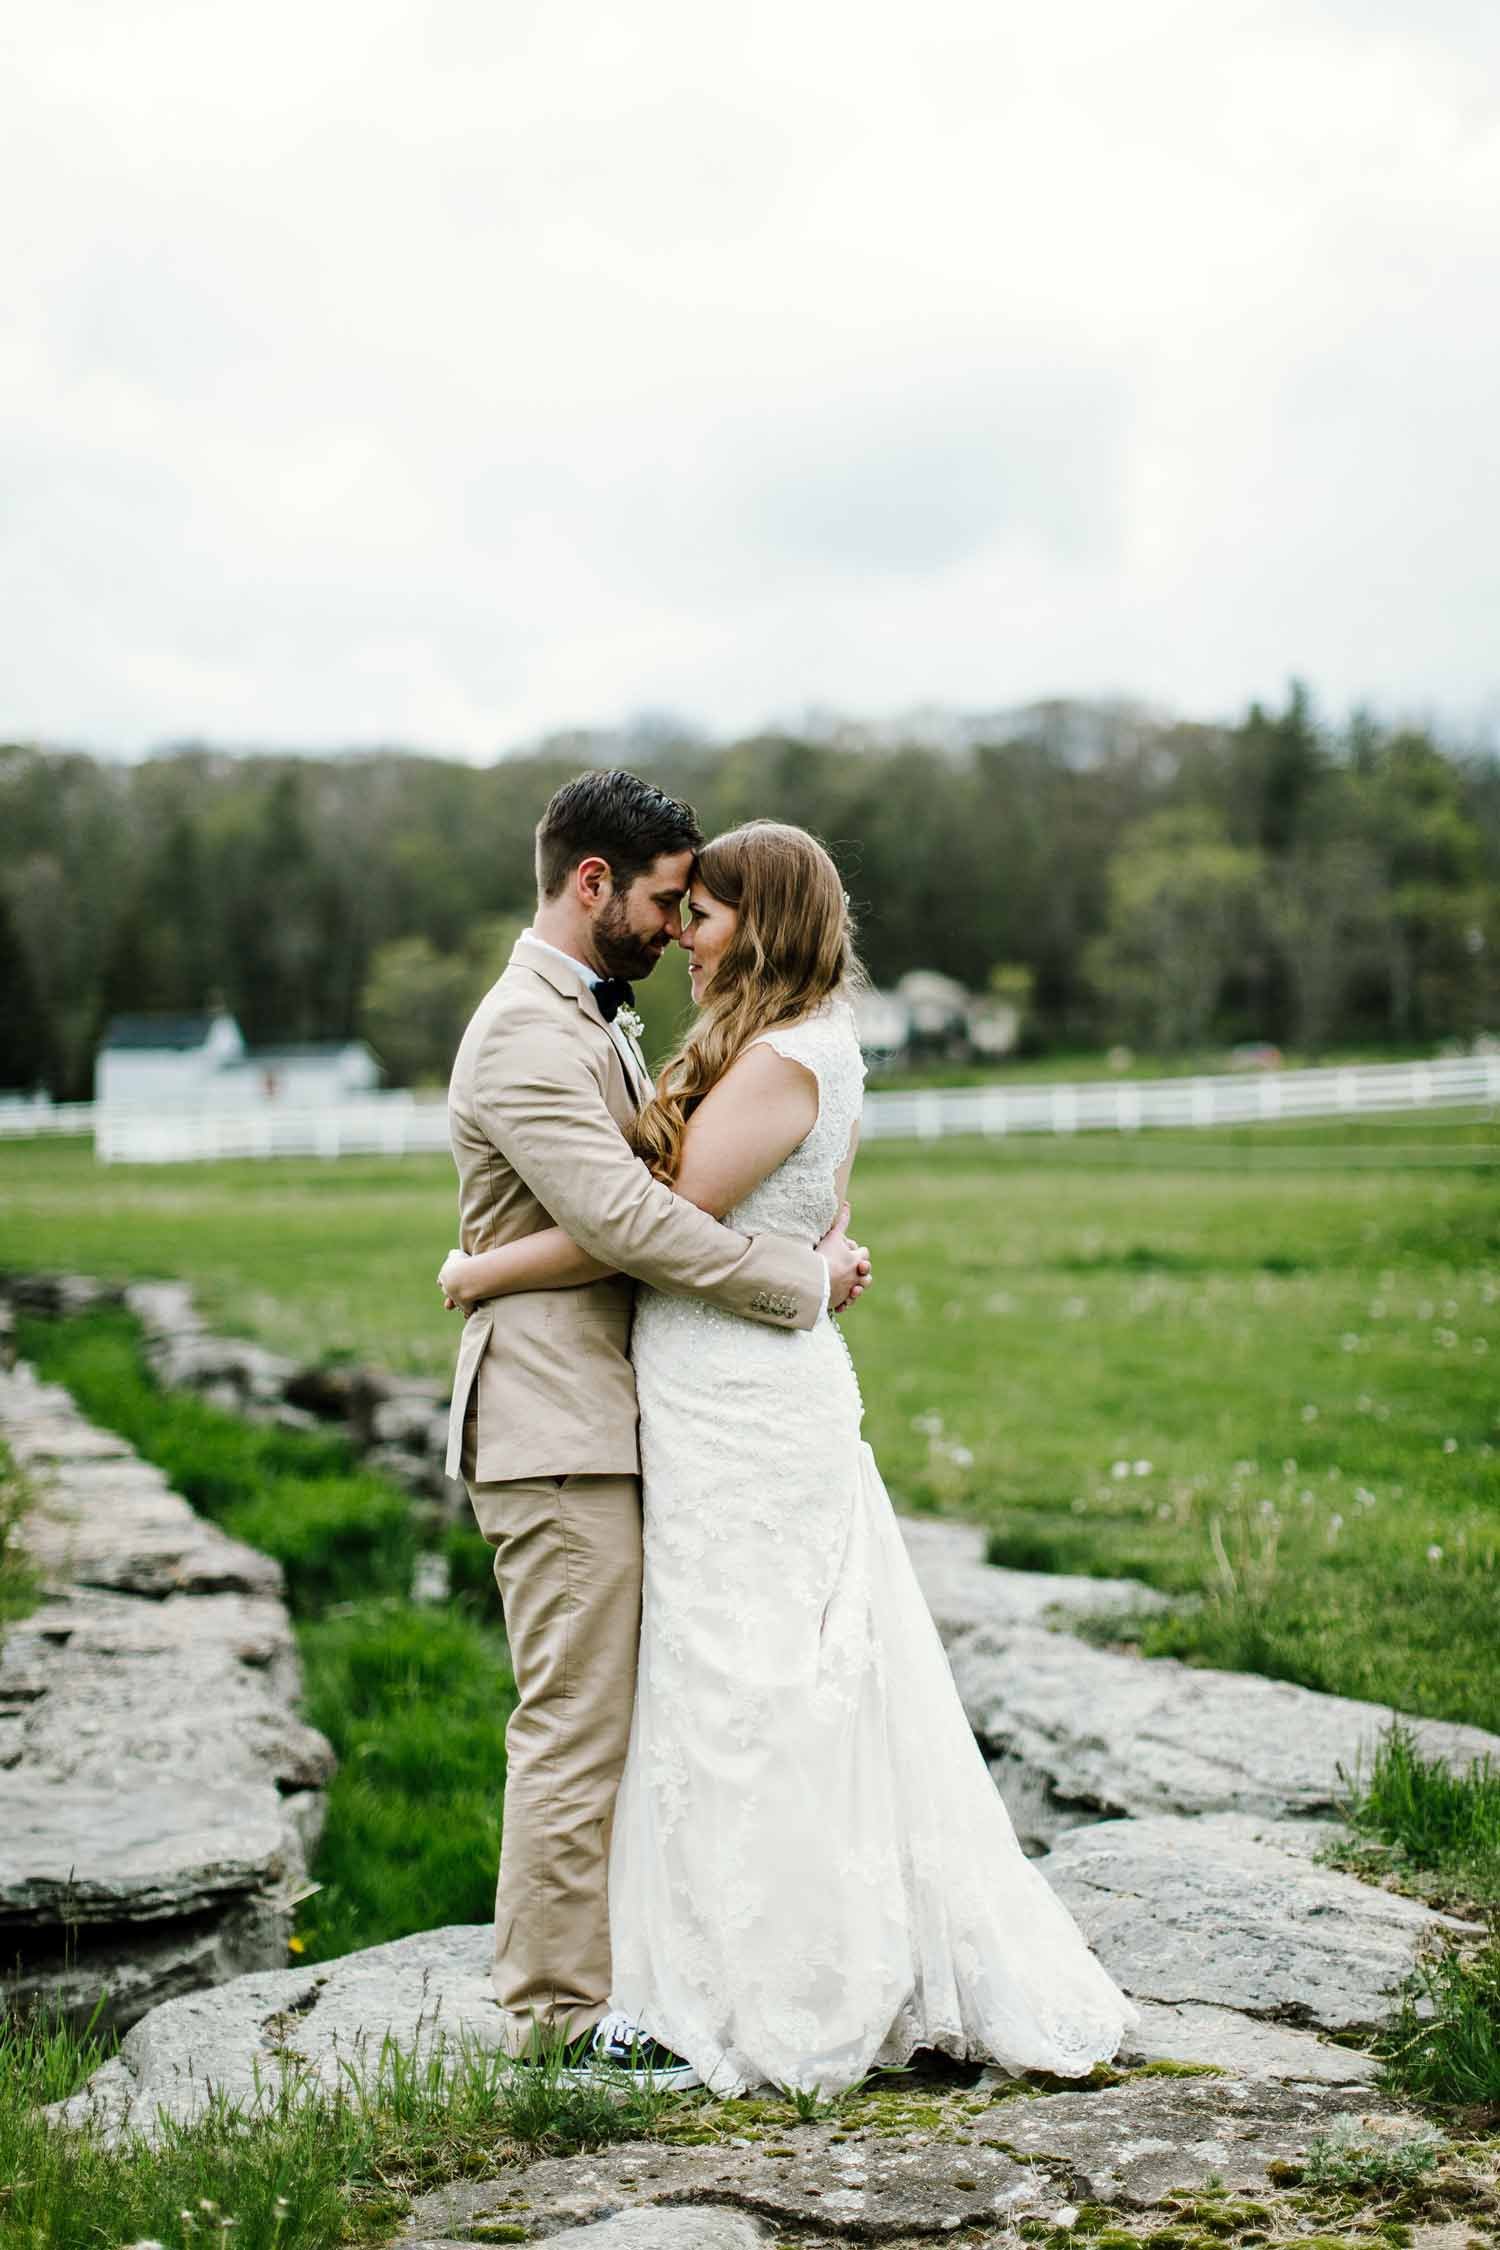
[446,769,869,2075]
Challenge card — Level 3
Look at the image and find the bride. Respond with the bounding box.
[438,820,1135,2096]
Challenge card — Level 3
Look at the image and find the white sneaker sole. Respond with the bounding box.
[553,2060,703,2093]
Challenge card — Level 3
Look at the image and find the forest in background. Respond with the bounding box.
[2,687,1497,1098]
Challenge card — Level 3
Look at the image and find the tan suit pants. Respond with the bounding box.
[464,1412,643,2052]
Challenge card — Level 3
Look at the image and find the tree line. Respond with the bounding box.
[2,688,1496,1097]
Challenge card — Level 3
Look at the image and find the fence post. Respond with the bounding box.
[981,1090,1009,1136]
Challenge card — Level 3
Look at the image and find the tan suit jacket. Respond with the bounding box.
[445,934,827,1483]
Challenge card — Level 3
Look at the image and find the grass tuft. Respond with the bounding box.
[1301,2117,1446,2190]
[1376,1937,1500,2110]
[1335,1722,1500,1910]
[0,1437,41,1638]
[0,2005,688,2250]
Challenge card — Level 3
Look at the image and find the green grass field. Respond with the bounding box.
[4,1119,1500,2227]
[2,1116,1497,1729]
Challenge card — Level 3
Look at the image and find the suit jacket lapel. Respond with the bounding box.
[511,934,645,1110]
[620,1023,651,1107]
[604,1018,650,1110]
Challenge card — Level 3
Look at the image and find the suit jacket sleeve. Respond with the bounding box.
[473,1006,827,1331]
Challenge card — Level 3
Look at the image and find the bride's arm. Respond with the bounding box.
[440,1046,823,1307]
[671,1045,819,1218]
[438,1228,614,1308]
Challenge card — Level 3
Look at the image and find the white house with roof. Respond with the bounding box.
[96,1012,381,1110]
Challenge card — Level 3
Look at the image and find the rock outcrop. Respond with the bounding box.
[400,2072,1429,2240]
[0,1361,334,2031]
[1048,1812,1480,2030]
[56,1925,504,2140]
[125,1281,460,1498]
[902,1515,1500,1828]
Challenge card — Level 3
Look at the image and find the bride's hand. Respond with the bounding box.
[437,1248,478,1314]
[818,1202,873,1313]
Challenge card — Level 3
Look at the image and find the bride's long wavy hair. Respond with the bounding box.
[634,821,862,1184]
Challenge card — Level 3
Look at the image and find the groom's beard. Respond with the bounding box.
[593,896,670,982]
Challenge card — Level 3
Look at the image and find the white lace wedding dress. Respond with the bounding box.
[607,997,1135,2096]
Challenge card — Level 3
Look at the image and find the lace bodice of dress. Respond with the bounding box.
[727,998,866,1243]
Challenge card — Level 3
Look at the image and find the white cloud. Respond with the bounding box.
[2,0,1498,754]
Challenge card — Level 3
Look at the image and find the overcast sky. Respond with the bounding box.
[5,0,1499,759]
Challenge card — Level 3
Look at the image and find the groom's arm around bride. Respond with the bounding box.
[445,922,840,1488]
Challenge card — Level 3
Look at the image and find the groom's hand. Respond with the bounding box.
[817,1202,873,1313]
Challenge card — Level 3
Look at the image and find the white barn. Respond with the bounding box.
[96,1013,381,1110]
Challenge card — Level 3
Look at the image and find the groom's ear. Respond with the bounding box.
[573,855,614,908]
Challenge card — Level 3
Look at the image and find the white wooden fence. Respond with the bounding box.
[0,1099,96,1140]
[857,1051,1500,1142]
[55,1051,1498,1163]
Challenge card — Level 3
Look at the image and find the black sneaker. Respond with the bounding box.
[590,2010,702,2090]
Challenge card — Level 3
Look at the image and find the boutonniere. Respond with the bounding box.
[617,1005,645,1042]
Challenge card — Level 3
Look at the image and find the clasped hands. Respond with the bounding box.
[819,1201,873,1314]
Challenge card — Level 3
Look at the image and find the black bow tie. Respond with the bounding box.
[593,976,636,1024]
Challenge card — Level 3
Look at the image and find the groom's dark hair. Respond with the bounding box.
[536,769,703,898]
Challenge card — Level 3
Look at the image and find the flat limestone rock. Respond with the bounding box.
[1,1272,122,1319]
[979,2076,1420,2204]
[407,2130,1047,2244]
[542,2218,770,2250]
[127,1281,298,1407]
[900,1516,1174,1637]
[0,1358,332,2030]
[55,1924,506,2142]
[4,1368,284,1604]
[10,1583,298,1678]
[1,1628,331,1794]
[19,1454,284,1600]
[370,1384,448,1453]
[6,1893,294,2025]
[0,1780,297,1923]
[944,1614,1500,1821]
[1123,1999,1378,2085]
[1048,1814,1479,2032]
[7,1420,135,1465]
